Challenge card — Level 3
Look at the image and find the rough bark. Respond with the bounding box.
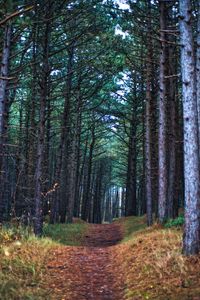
[179,0,200,255]
[167,41,177,219]
[158,0,168,223]
[197,1,200,143]
[93,162,102,224]
[50,42,75,223]
[125,77,137,217]
[81,124,95,221]
[73,85,83,218]
[145,0,153,226]
[34,5,51,235]
[66,137,77,223]
[0,24,11,222]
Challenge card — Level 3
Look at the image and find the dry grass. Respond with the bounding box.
[0,221,88,300]
[0,235,56,299]
[113,217,200,300]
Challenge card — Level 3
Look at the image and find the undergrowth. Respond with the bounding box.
[0,231,56,299]
[0,220,88,300]
[115,216,147,242]
[165,215,184,228]
[113,216,200,300]
[43,222,88,245]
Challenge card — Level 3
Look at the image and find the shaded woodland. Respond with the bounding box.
[0,0,200,256]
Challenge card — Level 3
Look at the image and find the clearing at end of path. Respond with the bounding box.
[46,223,125,300]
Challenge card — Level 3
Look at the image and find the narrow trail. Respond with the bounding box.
[46,223,125,300]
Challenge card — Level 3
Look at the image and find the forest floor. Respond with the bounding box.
[45,223,125,299]
[1,217,200,299]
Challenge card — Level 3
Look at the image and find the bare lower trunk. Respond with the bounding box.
[82,124,95,221]
[0,25,11,222]
[158,0,168,223]
[179,0,200,255]
[197,2,200,144]
[34,6,50,235]
[145,0,153,226]
[51,43,75,223]
[125,79,137,217]
[66,138,76,223]
[167,42,177,219]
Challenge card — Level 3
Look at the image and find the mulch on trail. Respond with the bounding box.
[45,223,125,300]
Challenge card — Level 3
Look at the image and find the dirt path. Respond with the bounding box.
[46,223,125,300]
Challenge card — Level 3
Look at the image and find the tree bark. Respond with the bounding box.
[81,123,95,221]
[167,41,177,219]
[179,0,200,255]
[145,0,153,226]
[51,42,75,224]
[125,76,137,217]
[158,0,168,223]
[0,24,11,222]
[197,1,200,144]
[34,5,51,235]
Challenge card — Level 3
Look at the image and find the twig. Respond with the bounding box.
[0,6,34,27]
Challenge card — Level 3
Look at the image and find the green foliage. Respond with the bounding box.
[43,222,88,246]
[115,216,147,242]
[165,215,184,228]
[0,224,32,244]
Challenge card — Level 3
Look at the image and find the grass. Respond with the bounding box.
[112,216,200,300]
[0,233,56,299]
[165,215,184,228]
[1,216,200,300]
[0,220,88,300]
[114,215,147,242]
[43,221,88,245]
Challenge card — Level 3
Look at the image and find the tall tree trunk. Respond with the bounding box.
[158,0,168,223]
[167,42,177,219]
[197,1,200,142]
[0,24,11,222]
[81,124,95,221]
[34,6,51,235]
[125,80,137,217]
[73,86,83,218]
[179,0,200,255]
[66,137,77,223]
[145,0,153,226]
[51,42,75,224]
[93,163,102,224]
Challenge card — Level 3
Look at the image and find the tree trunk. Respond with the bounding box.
[51,42,75,224]
[158,0,168,223]
[167,41,177,219]
[179,0,200,255]
[145,0,153,226]
[197,1,200,143]
[34,6,51,235]
[66,137,77,223]
[125,84,137,217]
[0,24,11,222]
[81,124,95,221]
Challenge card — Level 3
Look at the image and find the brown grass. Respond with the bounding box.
[112,218,200,300]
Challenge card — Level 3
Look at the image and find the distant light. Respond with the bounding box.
[115,24,128,39]
[116,0,130,10]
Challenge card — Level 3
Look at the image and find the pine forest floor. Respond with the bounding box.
[1,217,200,300]
[46,223,124,299]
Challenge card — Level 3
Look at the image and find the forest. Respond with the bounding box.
[0,0,200,299]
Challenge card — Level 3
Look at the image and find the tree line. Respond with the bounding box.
[0,0,199,255]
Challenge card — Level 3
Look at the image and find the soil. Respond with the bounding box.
[46,223,125,300]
